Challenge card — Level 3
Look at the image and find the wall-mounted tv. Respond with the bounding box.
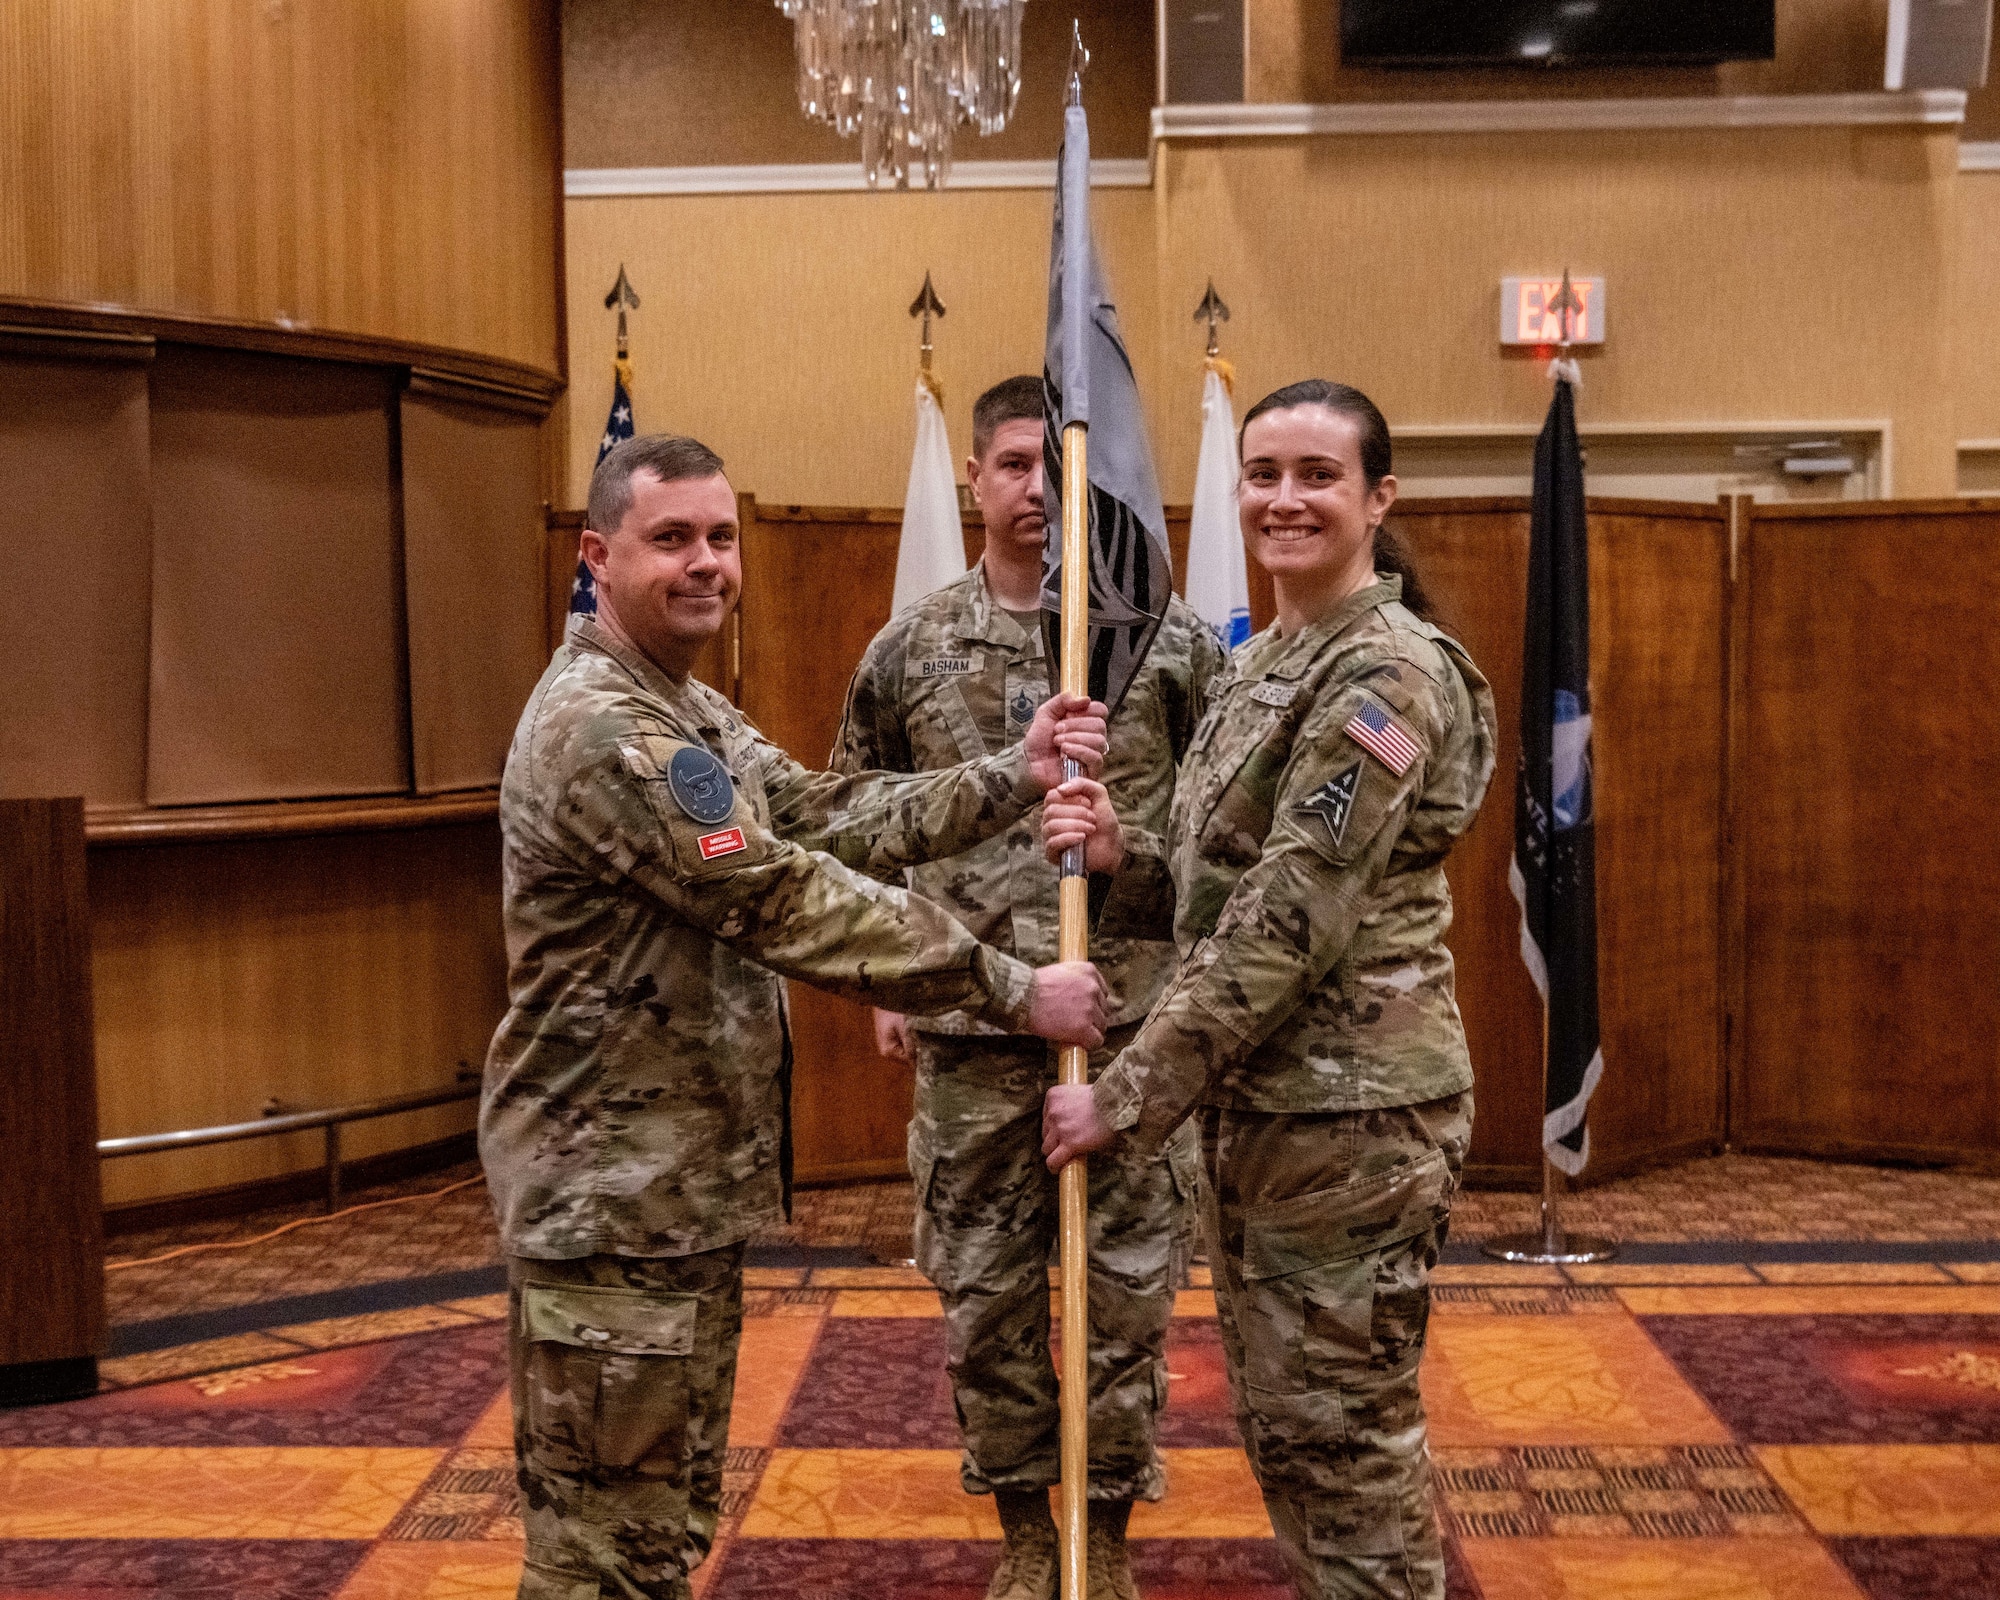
[1341,2,1777,67]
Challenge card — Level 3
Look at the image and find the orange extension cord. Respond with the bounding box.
[105,1175,487,1272]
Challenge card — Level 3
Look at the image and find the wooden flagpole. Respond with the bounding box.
[1056,418,1091,1599]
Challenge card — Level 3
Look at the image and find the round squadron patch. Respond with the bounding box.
[667,746,735,825]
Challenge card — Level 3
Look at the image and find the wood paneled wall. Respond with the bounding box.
[1397,499,1730,1182]
[1735,500,2000,1164]
[0,0,562,377]
[91,821,505,1208]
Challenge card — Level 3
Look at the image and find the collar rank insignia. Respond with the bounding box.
[1299,762,1362,849]
[668,746,736,825]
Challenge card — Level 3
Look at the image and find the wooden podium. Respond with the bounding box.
[0,798,105,1406]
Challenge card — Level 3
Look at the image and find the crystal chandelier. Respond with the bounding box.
[774,0,1028,190]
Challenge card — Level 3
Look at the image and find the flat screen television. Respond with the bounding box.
[1341,2,1777,67]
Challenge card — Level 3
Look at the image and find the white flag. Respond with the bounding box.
[1185,365,1251,651]
[892,379,968,614]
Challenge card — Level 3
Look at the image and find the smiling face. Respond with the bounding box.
[1238,403,1398,628]
[581,469,741,678]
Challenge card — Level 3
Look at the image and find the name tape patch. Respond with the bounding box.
[1249,681,1299,708]
[918,654,982,679]
[698,827,747,860]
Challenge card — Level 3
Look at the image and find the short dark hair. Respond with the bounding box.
[972,375,1045,460]
[587,433,727,535]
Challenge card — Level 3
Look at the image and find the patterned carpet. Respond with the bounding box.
[102,1153,2000,1329]
[10,1253,2000,1598]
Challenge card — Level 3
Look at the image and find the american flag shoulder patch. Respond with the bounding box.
[1344,700,1420,776]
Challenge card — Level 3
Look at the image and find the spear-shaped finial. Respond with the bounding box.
[909,271,947,389]
[1193,280,1231,358]
[1067,19,1089,107]
[604,265,640,358]
[1548,267,1581,351]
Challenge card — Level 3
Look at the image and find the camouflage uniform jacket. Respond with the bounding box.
[482,618,1045,1261]
[1093,575,1497,1154]
[831,564,1226,1033]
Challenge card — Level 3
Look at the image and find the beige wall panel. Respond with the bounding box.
[1150,129,1960,501]
[562,187,1160,508]
[0,0,561,376]
[565,0,1154,169]
[402,392,550,794]
[90,823,506,1206]
[146,348,409,805]
[1247,0,1888,105]
[1959,177,2000,446]
[0,354,152,804]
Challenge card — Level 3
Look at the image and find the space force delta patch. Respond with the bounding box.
[1299,762,1361,848]
[698,827,747,860]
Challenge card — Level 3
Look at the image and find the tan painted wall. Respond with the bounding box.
[1151,128,1962,499]
[565,186,1160,508]
[1959,176,2000,446]
[567,118,1964,506]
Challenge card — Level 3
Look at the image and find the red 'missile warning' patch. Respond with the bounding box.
[698,827,747,860]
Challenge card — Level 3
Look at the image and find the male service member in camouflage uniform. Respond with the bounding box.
[832,377,1226,1600]
[481,432,1112,1600]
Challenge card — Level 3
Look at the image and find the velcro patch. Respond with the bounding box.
[698,827,747,860]
[1345,701,1420,776]
[1249,681,1298,708]
[1298,762,1362,849]
[915,654,982,679]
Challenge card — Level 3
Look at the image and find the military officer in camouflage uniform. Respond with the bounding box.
[832,377,1226,1600]
[481,432,1113,1600]
[1042,381,1497,1600]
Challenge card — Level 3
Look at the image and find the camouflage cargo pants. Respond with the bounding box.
[1200,1092,1472,1600]
[908,1022,1198,1502]
[507,1246,744,1600]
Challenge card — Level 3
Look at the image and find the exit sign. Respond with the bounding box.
[1501,276,1606,346]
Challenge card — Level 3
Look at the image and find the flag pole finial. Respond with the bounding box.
[1193,280,1230,358]
[1547,267,1583,388]
[604,265,640,359]
[1067,20,1089,107]
[909,271,947,387]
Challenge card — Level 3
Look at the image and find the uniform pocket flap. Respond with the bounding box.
[521,1282,697,1356]
[1239,1148,1451,1281]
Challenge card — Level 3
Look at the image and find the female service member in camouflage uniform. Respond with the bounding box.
[1040,381,1497,1600]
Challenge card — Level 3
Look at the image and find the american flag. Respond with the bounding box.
[572,360,636,620]
[1345,700,1420,776]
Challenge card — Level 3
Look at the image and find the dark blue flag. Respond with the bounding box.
[572,360,635,620]
[1510,376,1603,1176]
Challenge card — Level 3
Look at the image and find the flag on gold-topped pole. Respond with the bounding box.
[892,273,967,613]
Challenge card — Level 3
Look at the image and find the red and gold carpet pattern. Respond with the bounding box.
[6,1261,2000,1598]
